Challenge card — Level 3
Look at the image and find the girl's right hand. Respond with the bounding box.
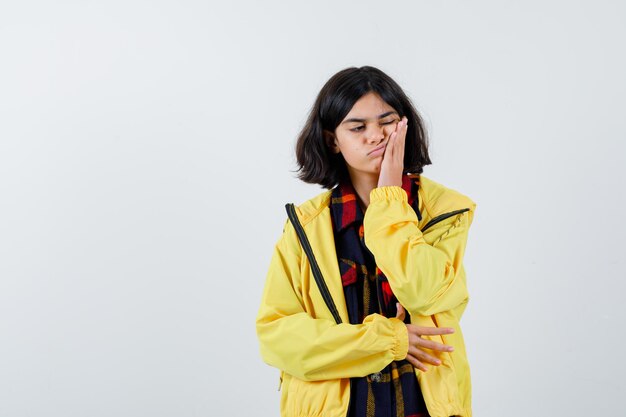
[395,303,455,372]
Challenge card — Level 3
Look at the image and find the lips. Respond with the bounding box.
[368,143,386,156]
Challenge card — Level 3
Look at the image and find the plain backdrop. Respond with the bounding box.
[1,1,625,416]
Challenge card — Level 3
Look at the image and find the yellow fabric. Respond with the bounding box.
[256,175,477,417]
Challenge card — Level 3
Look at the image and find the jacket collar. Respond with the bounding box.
[330,173,420,233]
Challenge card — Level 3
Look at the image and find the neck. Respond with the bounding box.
[347,170,380,212]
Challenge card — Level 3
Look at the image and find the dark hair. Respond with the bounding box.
[294,66,432,189]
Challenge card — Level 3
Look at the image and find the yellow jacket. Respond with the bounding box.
[256,175,477,417]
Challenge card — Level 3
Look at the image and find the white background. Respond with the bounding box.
[1,1,624,416]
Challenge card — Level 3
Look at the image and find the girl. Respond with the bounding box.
[256,66,477,417]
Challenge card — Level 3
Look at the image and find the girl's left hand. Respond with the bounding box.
[395,303,454,372]
[377,116,408,188]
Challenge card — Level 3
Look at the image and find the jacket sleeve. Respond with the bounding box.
[363,185,476,317]
[255,219,409,382]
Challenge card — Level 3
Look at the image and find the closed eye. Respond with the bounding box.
[349,119,398,132]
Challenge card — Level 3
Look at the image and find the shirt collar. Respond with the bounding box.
[330,173,420,233]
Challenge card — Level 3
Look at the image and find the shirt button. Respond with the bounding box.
[370,372,382,382]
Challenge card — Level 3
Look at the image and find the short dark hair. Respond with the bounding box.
[294,66,432,189]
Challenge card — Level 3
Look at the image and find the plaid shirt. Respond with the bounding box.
[330,173,430,417]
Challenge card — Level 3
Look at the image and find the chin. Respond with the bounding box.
[347,164,381,179]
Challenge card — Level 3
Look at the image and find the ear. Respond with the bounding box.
[323,130,340,154]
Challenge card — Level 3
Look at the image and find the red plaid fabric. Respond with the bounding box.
[330,173,430,417]
[330,173,422,319]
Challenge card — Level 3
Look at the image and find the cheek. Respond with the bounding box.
[383,124,397,137]
[343,150,360,163]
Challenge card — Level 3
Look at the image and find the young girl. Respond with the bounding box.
[256,66,477,417]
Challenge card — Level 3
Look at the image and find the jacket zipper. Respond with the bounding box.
[286,203,351,414]
[284,204,470,417]
[285,203,343,325]
[420,208,470,233]
[285,204,470,323]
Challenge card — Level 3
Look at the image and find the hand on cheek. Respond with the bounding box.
[377,116,408,188]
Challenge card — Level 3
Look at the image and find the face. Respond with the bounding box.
[326,91,400,181]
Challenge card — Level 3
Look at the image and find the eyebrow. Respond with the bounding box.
[340,111,399,125]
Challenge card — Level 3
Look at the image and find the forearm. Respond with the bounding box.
[256,311,408,381]
[363,186,474,316]
[256,229,409,381]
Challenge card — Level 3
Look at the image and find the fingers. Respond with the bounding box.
[395,303,406,321]
[406,348,443,373]
[384,131,396,158]
[407,331,454,355]
[401,320,455,372]
[406,327,454,352]
[386,117,407,158]
[393,116,408,136]
[407,324,455,336]
[395,116,407,161]
[405,353,428,372]
[412,336,455,353]
[405,334,452,372]
[376,116,408,188]
[408,345,443,367]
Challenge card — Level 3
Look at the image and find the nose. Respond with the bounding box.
[367,125,386,144]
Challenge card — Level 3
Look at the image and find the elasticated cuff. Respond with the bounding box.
[388,317,409,361]
[370,186,408,203]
